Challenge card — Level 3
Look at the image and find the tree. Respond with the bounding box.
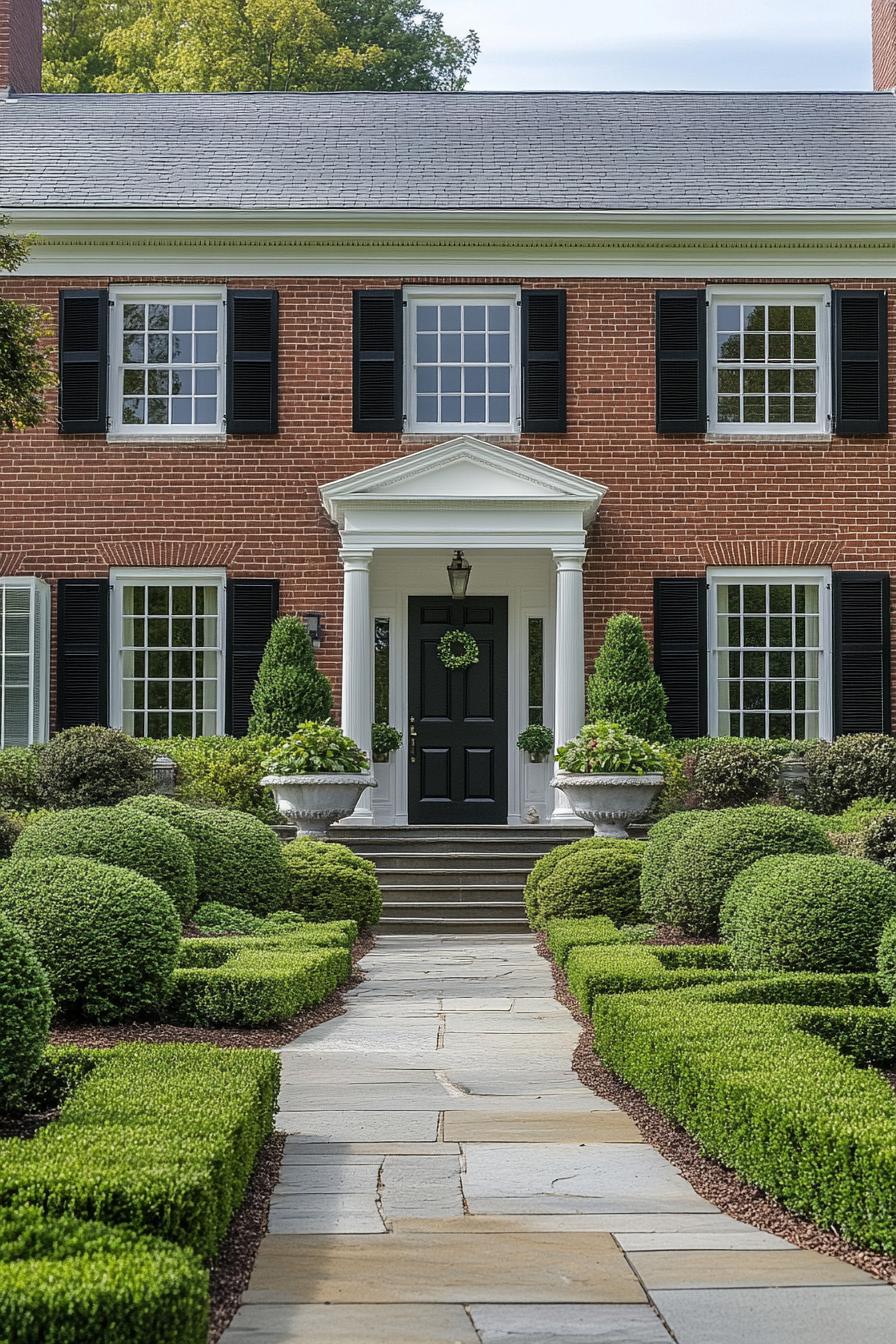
[0,225,54,432]
[249,615,333,736]
[43,0,478,93]
[586,613,672,745]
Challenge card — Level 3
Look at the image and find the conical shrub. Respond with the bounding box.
[586,613,671,744]
[248,616,332,736]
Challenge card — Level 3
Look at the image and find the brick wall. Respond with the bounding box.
[874,0,896,88]
[0,0,40,92]
[2,271,895,726]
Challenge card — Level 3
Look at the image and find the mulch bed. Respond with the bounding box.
[646,923,717,946]
[535,931,896,1285]
[207,1131,285,1343]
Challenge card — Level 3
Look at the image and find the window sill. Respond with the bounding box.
[105,433,228,446]
[705,432,833,445]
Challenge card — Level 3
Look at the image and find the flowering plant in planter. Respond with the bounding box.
[261,724,375,838]
[556,721,667,775]
[371,723,403,762]
[552,721,667,838]
[516,724,554,763]
[263,723,369,775]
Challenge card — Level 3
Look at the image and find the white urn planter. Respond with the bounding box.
[550,771,664,838]
[261,773,377,838]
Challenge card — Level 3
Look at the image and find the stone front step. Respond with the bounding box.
[378,867,529,888]
[378,915,531,934]
[381,883,524,905]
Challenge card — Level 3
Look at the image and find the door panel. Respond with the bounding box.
[408,596,508,824]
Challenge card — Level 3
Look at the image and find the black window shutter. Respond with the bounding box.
[521,290,566,432]
[56,579,109,729]
[58,290,108,434]
[833,291,888,436]
[653,577,707,738]
[655,290,706,433]
[352,290,403,432]
[225,579,280,735]
[227,290,278,434]
[833,572,891,734]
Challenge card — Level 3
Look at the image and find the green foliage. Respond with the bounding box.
[0,747,44,812]
[523,838,602,925]
[249,616,332,736]
[372,723,402,756]
[864,812,896,874]
[690,739,780,808]
[671,736,810,761]
[555,721,669,775]
[169,936,351,1026]
[0,813,21,858]
[639,810,705,914]
[0,1042,279,1257]
[545,915,654,967]
[0,856,180,1023]
[142,735,280,819]
[37,727,155,810]
[193,901,268,934]
[536,839,644,927]
[263,722,369,774]
[0,222,55,432]
[0,914,52,1113]
[586,614,672,743]
[651,804,833,937]
[724,854,896,974]
[877,917,896,1003]
[516,724,553,757]
[827,796,896,836]
[15,806,197,921]
[281,838,381,925]
[564,942,738,1015]
[0,1206,208,1344]
[805,734,896,814]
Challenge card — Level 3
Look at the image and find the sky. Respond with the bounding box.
[437,0,873,91]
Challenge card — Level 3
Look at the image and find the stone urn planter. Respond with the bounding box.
[261,773,377,838]
[550,771,664,838]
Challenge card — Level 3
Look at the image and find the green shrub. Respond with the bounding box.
[591,986,896,1252]
[0,1206,207,1344]
[865,811,896,873]
[827,796,896,836]
[585,613,671,743]
[639,810,705,913]
[652,804,833,936]
[524,840,596,925]
[681,973,883,1008]
[555,721,668,775]
[14,806,197,921]
[36,727,154,810]
[545,916,654,966]
[141,735,280,820]
[193,901,267,934]
[169,938,351,1026]
[0,857,180,1023]
[249,615,332,735]
[690,739,780,809]
[0,1042,278,1258]
[281,838,381,926]
[724,854,896,974]
[0,746,43,812]
[564,942,739,1014]
[0,812,21,858]
[878,917,896,1002]
[806,734,896,814]
[536,839,644,927]
[263,723,369,775]
[0,913,52,1112]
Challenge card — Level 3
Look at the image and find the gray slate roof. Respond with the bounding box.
[3,90,896,212]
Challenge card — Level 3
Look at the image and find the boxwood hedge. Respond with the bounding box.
[169,936,351,1026]
[281,839,381,926]
[536,840,644,927]
[639,810,705,913]
[564,942,740,1015]
[0,913,52,1112]
[545,916,653,967]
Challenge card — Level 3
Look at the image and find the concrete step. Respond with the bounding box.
[381,887,525,907]
[379,915,531,935]
[360,852,541,871]
[376,868,528,888]
[383,898,525,919]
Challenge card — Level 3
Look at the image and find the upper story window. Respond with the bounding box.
[707,288,830,435]
[405,287,519,434]
[110,288,225,435]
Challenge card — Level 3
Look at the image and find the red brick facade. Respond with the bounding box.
[0,0,40,92]
[874,0,896,88]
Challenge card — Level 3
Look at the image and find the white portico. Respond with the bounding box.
[320,438,606,825]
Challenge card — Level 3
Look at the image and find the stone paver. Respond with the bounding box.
[222,936,895,1344]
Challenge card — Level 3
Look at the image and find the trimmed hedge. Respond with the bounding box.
[0,1206,207,1344]
[827,796,896,836]
[877,916,896,1003]
[281,838,381,926]
[14,807,197,921]
[690,738,780,809]
[0,747,43,813]
[0,857,180,1024]
[639,811,705,913]
[723,853,896,973]
[0,913,52,1112]
[169,936,351,1026]
[590,985,896,1251]
[524,839,602,926]
[536,839,644,927]
[36,727,155,810]
[0,1043,279,1258]
[545,916,653,967]
[564,942,740,1015]
[650,804,833,936]
[805,734,896,814]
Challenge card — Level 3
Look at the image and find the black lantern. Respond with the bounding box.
[447,550,472,599]
[302,613,323,649]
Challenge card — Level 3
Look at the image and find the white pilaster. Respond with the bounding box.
[340,547,374,824]
[551,548,588,825]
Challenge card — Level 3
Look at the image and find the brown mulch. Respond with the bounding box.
[646,923,718,946]
[49,929,376,1050]
[535,931,896,1284]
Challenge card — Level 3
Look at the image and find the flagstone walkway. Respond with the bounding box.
[222,936,896,1344]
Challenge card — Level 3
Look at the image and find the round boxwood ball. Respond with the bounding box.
[13,805,197,921]
[652,804,833,937]
[639,810,706,914]
[35,725,155,809]
[524,838,608,927]
[725,853,896,973]
[0,855,180,1023]
[0,911,52,1112]
[181,808,286,915]
[536,839,644,926]
[878,916,896,1002]
[281,838,382,926]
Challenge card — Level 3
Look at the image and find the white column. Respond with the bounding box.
[551,548,587,825]
[340,547,374,824]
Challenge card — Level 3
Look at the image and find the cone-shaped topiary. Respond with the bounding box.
[248,616,332,736]
[586,613,672,744]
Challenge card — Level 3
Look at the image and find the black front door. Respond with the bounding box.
[408,596,508,824]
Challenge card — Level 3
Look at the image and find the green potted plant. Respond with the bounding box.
[516,723,553,764]
[551,721,667,837]
[260,722,376,837]
[371,723,402,763]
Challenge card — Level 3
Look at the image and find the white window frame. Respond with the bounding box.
[0,578,49,747]
[707,286,831,435]
[707,566,833,742]
[109,567,226,738]
[108,285,226,437]
[403,285,521,435]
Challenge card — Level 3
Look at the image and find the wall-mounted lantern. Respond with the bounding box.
[447,550,472,599]
[303,612,323,650]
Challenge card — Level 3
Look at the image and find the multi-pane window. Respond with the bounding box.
[709,290,828,433]
[407,290,517,432]
[0,580,48,747]
[111,290,224,433]
[115,575,224,738]
[709,571,830,740]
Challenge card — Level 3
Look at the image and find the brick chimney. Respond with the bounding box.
[0,0,41,94]
[873,0,896,89]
